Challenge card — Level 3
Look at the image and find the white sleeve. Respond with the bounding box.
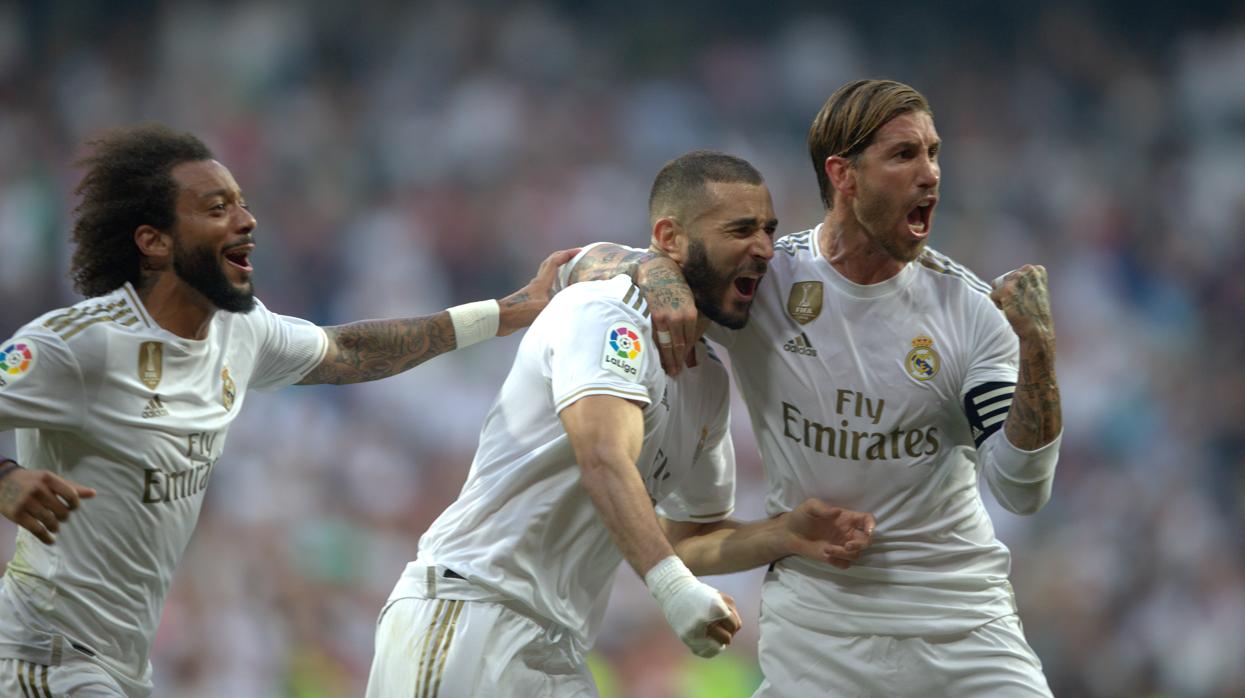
[248,300,329,392]
[963,299,1018,393]
[0,329,86,431]
[981,429,1061,515]
[548,295,654,414]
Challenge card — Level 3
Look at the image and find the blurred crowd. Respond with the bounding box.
[1,1,1243,696]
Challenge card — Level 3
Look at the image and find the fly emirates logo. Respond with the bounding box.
[781,389,939,462]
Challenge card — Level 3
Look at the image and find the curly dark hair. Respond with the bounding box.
[69,124,214,297]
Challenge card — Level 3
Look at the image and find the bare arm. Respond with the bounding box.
[299,247,579,385]
[991,265,1062,448]
[661,500,875,576]
[560,394,742,654]
[565,244,698,375]
[559,394,676,577]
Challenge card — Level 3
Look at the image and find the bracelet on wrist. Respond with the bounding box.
[0,459,21,481]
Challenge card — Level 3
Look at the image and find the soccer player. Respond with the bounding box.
[566,80,1063,696]
[0,124,577,697]
[365,151,875,697]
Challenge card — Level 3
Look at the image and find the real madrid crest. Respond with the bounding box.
[138,341,163,390]
[220,367,236,411]
[787,281,823,325]
[905,334,940,381]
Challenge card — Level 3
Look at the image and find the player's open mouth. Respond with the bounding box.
[906,199,935,238]
[223,244,254,273]
[733,275,760,300]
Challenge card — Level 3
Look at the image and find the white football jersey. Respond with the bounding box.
[0,283,327,690]
[392,275,734,648]
[711,225,1022,635]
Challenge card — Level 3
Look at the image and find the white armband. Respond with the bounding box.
[447,300,500,349]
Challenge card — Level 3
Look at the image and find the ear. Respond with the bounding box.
[651,217,687,264]
[826,155,856,203]
[134,224,172,269]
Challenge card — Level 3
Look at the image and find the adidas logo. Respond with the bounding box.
[142,395,169,419]
[782,332,818,357]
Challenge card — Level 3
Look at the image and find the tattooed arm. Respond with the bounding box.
[565,244,698,375]
[977,264,1062,515]
[991,264,1062,449]
[298,247,580,385]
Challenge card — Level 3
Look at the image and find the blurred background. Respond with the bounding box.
[1,1,1244,695]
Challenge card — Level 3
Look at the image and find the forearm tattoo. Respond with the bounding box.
[564,245,688,310]
[998,271,1060,449]
[299,313,457,385]
[1004,342,1062,449]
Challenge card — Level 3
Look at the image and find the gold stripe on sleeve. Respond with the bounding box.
[58,309,136,341]
[120,284,153,327]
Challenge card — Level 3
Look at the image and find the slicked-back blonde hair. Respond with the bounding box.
[808,79,931,209]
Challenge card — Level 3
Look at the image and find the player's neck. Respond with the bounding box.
[136,273,218,340]
[819,210,905,285]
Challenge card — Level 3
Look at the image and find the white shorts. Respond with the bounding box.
[366,570,597,698]
[0,657,125,697]
[754,610,1051,698]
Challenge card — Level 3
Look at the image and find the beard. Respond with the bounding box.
[683,237,754,330]
[853,182,927,263]
[172,235,256,313]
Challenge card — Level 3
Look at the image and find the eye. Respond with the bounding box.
[929,144,940,159]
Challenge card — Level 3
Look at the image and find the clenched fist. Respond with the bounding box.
[991,265,1055,345]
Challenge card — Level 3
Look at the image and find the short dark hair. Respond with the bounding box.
[808,79,931,209]
[69,124,214,297]
[649,150,765,222]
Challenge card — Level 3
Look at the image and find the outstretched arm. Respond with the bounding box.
[298,247,578,385]
[661,499,875,576]
[564,244,698,375]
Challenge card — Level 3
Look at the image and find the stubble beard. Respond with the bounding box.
[853,184,926,264]
[172,235,256,313]
[683,237,751,330]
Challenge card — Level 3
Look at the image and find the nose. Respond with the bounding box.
[917,156,940,189]
[236,204,257,233]
[753,229,774,262]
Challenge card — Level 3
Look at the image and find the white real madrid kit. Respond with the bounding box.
[708,226,1058,697]
[367,275,735,698]
[0,283,327,697]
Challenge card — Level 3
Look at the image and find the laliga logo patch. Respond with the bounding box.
[0,341,35,387]
[905,334,940,381]
[603,322,643,378]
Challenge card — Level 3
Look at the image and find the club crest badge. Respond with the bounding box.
[602,322,643,379]
[220,367,236,411]
[787,281,823,325]
[139,341,163,390]
[0,340,35,387]
[905,335,940,381]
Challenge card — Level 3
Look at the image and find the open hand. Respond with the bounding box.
[0,466,96,545]
[784,499,875,569]
[497,247,582,335]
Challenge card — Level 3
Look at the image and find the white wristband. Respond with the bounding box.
[447,300,500,349]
